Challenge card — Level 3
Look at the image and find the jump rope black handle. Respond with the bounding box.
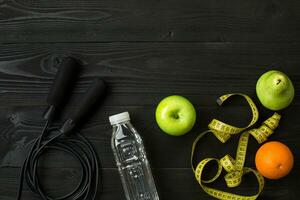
[60,78,106,136]
[44,58,80,121]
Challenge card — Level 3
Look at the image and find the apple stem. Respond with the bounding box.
[276,79,282,85]
[171,112,179,119]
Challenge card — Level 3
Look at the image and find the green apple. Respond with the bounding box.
[256,70,294,110]
[155,95,196,136]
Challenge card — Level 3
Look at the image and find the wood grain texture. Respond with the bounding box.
[1,0,299,198]
[0,43,299,199]
[0,0,300,42]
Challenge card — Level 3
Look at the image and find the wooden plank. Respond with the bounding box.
[0,43,299,97]
[0,168,299,200]
[0,0,300,42]
[0,104,299,168]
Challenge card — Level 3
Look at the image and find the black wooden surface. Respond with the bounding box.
[0,1,299,200]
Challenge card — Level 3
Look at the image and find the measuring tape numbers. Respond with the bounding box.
[191,93,281,200]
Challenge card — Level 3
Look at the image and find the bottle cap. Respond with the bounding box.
[109,112,130,125]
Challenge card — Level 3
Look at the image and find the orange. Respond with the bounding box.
[255,141,294,179]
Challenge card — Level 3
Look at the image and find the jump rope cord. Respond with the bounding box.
[17,120,100,200]
[16,58,106,200]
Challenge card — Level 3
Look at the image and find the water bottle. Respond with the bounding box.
[109,112,159,200]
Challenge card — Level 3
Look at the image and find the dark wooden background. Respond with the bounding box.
[0,0,299,199]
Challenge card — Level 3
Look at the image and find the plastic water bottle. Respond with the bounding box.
[109,112,159,200]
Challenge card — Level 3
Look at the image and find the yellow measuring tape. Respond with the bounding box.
[191,93,281,200]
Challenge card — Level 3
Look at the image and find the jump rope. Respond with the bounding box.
[16,58,106,200]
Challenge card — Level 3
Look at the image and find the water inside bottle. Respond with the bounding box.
[111,121,159,200]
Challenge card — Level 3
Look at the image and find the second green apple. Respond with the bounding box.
[256,70,294,110]
[155,95,196,136]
